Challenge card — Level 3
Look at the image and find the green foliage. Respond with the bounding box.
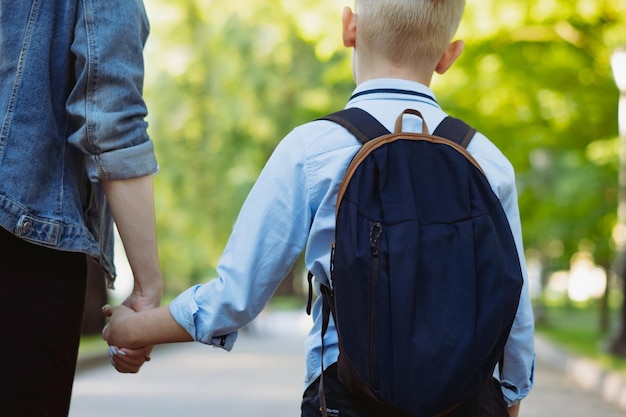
[141,0,626,291]
[143,0,351,290]
[440,0,626,272]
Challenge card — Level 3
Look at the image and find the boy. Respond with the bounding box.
[103,1,535,416]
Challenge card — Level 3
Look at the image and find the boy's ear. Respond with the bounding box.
[435,40,464,74]
[342,6,357,48]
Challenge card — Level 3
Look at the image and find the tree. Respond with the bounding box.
[609,46,626,356]
[142,0,351,292]
[438,0,626,343]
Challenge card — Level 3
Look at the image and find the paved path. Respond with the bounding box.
[522,360,624,417]
[70,311,626,417]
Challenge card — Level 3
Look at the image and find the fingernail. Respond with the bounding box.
[108,346,118,357]
[117,349,127,356]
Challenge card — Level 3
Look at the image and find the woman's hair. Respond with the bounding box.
[355,0,465,71]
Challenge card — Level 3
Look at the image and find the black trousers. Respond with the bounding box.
[0,228,87,417]
[301,364,509,417]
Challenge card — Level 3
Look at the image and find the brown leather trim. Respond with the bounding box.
[394,108,428,134]
[335,133,486,217]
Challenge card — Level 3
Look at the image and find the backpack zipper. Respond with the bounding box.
[369,222,382,387]
[370,222,382,256]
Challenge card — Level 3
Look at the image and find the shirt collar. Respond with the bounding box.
[347,78,439,108]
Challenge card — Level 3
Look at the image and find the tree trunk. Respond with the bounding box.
[610,257,626,356]
[274,269,296,297]
[595,261,611,335]
[611,90,626,357]
[81,257,108,335]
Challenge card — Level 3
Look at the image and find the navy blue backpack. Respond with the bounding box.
[312,108,524,417]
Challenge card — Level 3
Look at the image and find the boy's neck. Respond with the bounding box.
[354,56,434,87]
[356,70,433,87]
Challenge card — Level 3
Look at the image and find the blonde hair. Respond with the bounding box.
[355,0,465,70]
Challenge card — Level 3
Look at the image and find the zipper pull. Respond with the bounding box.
[370,222,382,256]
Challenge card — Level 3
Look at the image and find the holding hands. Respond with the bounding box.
[102,285,162,374]
[102,294,195,374]
[102,297,153,373]
[102,303,151,374]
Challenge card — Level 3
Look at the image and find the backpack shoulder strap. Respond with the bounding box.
[432,116,477,149]
[319,107,390,144]
[320,108,477,149]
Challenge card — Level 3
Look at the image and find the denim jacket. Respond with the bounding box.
[0,0,158,283]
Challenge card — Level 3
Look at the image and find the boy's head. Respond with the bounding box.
[345,0,465,82]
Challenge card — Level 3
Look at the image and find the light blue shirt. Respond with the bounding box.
[169,78,535,406]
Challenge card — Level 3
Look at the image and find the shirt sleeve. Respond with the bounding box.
[467,134,536,406]
[66,0,158,182]
[169,130,312,348]
[498,176,536,406]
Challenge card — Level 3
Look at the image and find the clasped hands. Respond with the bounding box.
[102,294,156,374]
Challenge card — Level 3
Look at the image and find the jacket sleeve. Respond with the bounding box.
[66,0,158,182]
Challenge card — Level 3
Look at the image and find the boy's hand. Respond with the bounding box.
[102,304,153,373]
[102,304,133,345]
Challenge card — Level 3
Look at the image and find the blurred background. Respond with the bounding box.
[82,0,626,372]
